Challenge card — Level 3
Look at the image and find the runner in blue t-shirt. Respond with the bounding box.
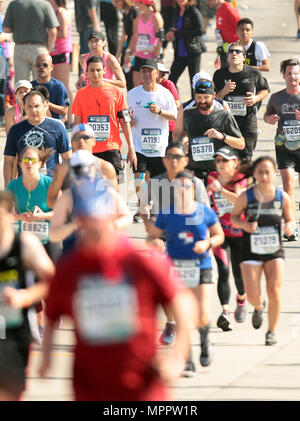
[3,90,72,188]
[147,170,224,376]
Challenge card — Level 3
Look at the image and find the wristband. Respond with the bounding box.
[158,108,162,115]
[220,132,227,141]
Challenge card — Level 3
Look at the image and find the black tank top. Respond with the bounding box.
[0,234,31,339]
[241,187,284,261]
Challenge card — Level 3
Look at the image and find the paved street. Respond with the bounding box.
[1,0,300,402]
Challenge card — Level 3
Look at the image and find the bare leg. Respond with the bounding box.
[264,259,283,332]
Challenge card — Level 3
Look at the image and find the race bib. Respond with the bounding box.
[141,128,162,154]
[0,271,23,329]
[227,96,247,116]
[20,221,50,244]
[214,192,234,216]
[88,115,110,142]
[250,226,280,255]
[137,34,150,52]
[171,259,200,289]
[75,276,138,344]
[191,137,214,161]
[283,120,300,151]
[215,29,223,47]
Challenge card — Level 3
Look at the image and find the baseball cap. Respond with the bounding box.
[88,30,105,41]
[157,62,170,74]
[213,146,239,160]
[15,80,32,93]
[140,58,157,70]
[70,150,95,168]
[71,123,96,139]
[194,79,215,95]
[192,71,212,89]
[133,0,153,5]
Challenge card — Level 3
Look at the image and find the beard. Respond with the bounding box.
[196,100,213,111]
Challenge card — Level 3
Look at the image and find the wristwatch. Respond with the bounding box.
[220,132,227,141]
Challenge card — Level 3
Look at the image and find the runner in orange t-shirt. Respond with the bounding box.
[72,55,137,175]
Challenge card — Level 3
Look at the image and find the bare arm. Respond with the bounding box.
[105,55,126,88]
[47,27,57,51]
[193,222,224,254]
[88,7,100,31]
[5,107,16,136]
[119,118,137,171]
[204,128,245,150]
[47,162,68,208]
[48,102,69,116]
[250,58,270,72]
[49,190,77,242]
[116,29,127,62]
[99,159,118,191]
[61,150,72,161]
[56,8,68,39]
[4,155,15,188]
[153,13,163,58]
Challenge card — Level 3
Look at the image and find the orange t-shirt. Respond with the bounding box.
[71,83,128,153]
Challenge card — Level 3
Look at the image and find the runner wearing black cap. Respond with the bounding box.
[182,78,245,184]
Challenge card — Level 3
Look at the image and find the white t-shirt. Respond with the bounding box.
[127,85,178,157]
[244,39,270,66]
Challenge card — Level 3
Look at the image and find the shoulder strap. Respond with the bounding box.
[246,186,255,203]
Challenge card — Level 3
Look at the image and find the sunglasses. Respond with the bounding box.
[195,80,213,89]
[166,154,186,160]
[22,157,39,164]
[72,134,93,141]
[228,49,243,54]
[36,63,49,68]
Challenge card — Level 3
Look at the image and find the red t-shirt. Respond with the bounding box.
[208,170,248,237]
[160,78,180,132]
[71,84,128,154]
[46,236,181,401]
[216,2,241,43]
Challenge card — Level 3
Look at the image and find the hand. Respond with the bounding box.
[204,128,224,140]
[2,287,30,308]
[243,216,258,233]
[24,207,46,222]
[214,56,221,69]
[193,239,210,254]
[148,102,161,115]
[295,109,300,121]
[265,114,280,125]
[284,221,294,238]
[145,217,155,234]
[165,31,175,42]
[224,79,236,95]
[127,149,137,171]
[208,179,222,193]
[244,92,257,107]
[75,77,83,90]
[19,212,35,222]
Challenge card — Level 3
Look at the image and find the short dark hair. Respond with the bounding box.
[280,58,300,74]
[237,17,254,29]
[252,155,277,172]
[86,55,105,71]
[0,191,15,213]
[165,142,186,156]
[32,85,50,101]
[23,89,48,105]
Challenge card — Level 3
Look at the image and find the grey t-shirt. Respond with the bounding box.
[3,0,58,44]
[74,0,97,33]
[139,172,210,217]
[266,88,300,141]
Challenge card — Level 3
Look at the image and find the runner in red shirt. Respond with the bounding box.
[206,0,241,68]
[39,179,194,401]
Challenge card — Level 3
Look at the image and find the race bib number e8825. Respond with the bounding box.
[20,221,50,244]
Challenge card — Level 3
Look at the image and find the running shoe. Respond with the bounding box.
[283,227,298,241]
[159,322,176,345]
[133,211,142,223]
[181,361,196,377]
[200,343,213,367]
[265,330,277,346]
[234,295,247,323]
[217,310,233,331]
[252,300,266,329]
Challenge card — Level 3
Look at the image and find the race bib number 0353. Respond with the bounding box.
[88,115,110,142]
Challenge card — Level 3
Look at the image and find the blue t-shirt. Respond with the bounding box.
[155,202,218,269]
[7,174,52,213]
[31,78,70,120]
[4,117,71,177]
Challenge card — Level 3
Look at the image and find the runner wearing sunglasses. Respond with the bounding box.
[213,41,270,162]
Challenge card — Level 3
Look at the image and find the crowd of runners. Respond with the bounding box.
[0,0,299,402]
